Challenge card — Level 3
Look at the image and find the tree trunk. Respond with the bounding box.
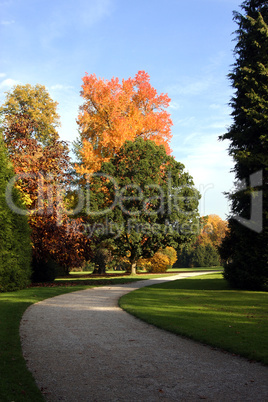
[131,262,136,275]
[92,265,106,275]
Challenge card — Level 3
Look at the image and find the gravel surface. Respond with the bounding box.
[20,272,268,402]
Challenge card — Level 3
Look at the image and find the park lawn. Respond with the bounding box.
[56,273,174,282]
[0,275,150,402]
[167,266,223,273]
[119,273,268,365]
[67,266,223,276]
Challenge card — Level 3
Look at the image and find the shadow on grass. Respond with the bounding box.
[150,276,228,291]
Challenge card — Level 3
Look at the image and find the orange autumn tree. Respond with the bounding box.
[76,71,173,175]
[196,214,228,249]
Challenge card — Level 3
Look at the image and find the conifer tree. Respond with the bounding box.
[220,0,268,289]
[0,131,32,291]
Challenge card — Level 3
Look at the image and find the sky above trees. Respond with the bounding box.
[0,0,243,219]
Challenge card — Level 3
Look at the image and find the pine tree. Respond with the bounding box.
[220,0,268,290]
[0,131,32,291]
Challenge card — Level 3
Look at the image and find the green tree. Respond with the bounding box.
[0,131,32,291]
[88,139,200,274]
[220,0,268,290]
[176,244,220,268]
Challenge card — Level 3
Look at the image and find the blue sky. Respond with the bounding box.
[0,0,243,219]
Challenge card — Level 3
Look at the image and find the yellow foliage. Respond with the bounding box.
[161,246,177,266]
[198,214,228,248]
[149,252,170,273]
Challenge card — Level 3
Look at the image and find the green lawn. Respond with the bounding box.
[67,266,223,276]
[119,273,268,364]
[166,266,223,273]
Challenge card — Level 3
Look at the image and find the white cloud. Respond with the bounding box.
[50,84,74,91]
[0,78,19,89]
[0,19,15,25]
[168,77,213,97]
[169,101,180,110]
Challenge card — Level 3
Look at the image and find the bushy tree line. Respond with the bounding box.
[0,132,32,291]
[0,74,199,289]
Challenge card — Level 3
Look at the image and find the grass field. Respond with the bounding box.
[67,266,222,276]
[119,273,268,365]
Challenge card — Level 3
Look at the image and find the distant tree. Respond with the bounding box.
[88,139,200,274]
[0,83,60,147]
[219,0,268,290]
[196,215,228,248]
[0,131,32,291]
[175,215,227,268]
[176,244,220,268]
[76,71,173,175]
[192,244,221,267]
[92,247,112,275]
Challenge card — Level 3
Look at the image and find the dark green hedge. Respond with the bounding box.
[0,133,32,292]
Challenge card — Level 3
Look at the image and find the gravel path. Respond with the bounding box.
[20,272,268,402]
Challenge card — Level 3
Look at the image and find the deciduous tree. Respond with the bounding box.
[196,215,228,248]
[1,84,60,147]
[88,139,200,274]
[1,84,91,277]
[76,71,173,175]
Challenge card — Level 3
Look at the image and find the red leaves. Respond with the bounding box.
[2,84,92,271]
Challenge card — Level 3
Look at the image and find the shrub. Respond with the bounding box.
[147,252,170,273]
[160,246,177,266]
[137,258,152,272]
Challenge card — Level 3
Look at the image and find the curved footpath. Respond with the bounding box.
[20,272,268,402]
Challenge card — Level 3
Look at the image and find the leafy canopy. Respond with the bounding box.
[1,84,92,274]
[0,84,60,147]
[76,71,173,175]
[88,139,200,274]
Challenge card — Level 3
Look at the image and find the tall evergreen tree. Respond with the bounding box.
[0,131,32,291]
[220,0,268,290]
